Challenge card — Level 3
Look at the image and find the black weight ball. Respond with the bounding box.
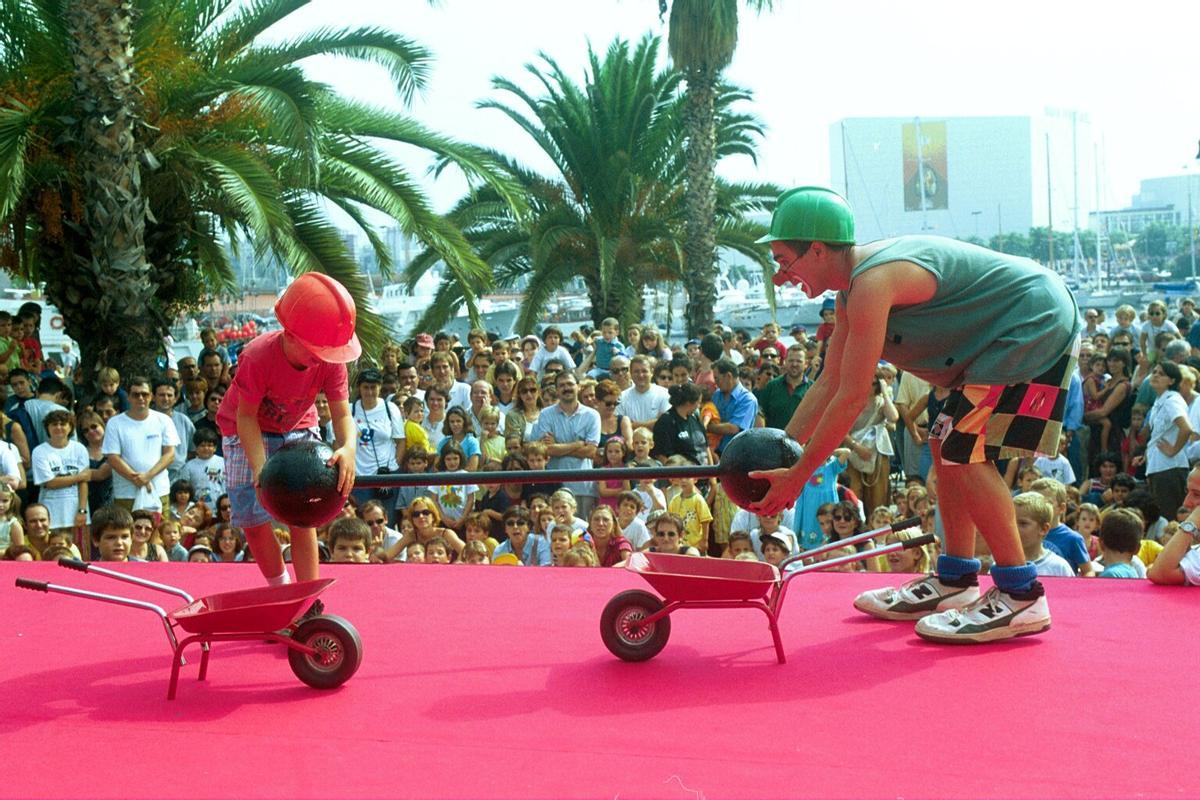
[258,439,344,528]
[719,428,804,508]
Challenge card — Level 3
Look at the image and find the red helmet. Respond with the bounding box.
[274,273,362,363]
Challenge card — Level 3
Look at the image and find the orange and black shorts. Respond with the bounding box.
[930,340,1079,465]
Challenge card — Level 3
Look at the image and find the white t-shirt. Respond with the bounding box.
[1145,390,1191,474]
[0,440,20,487]
[1033,454,1076,486]
[432,470,477,524]
[353,399,404,475]
[184,455,226,508]
[634,485,666,521]
[617,384,670,424]
[619,516,651,549]
[1033,549,1075,577]
[1180,546,1200,586]
[101,411,181,500]
[32,440,91,528]
[530,346,576,379]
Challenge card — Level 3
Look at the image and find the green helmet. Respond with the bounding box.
[756,186,855,245]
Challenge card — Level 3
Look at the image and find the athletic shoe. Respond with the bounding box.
[853,574,981,621]
[915,582,1051,644]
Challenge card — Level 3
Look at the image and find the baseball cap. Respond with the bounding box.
[414,333,434,349]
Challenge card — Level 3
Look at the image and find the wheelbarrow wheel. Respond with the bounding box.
[287,615,363,689]
[600,590,671,662]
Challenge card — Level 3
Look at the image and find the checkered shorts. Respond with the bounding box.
[930,339,1079,465]
[224,429,320,528]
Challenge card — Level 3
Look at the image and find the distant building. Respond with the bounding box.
[830,114,1094,242]
[1089,175,1193,234]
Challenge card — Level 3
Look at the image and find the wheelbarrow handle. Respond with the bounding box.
[59,557,90,573]
[57,558,195,604]
[15,578,48,592]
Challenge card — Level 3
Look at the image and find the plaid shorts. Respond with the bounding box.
[930,339,1080,465]
[223,429,320,528]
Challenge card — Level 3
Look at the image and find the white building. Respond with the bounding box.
[830,113,1095,242]
[1089,175,1196,235]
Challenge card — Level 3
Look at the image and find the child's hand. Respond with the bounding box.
[328,446,356,494]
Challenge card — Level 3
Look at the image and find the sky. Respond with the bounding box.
[272,0,1200,218]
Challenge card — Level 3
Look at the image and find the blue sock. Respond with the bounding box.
[936,554,981,582]
[990,563,1038,595]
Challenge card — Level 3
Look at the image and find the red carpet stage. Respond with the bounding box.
[2,562,1197,799]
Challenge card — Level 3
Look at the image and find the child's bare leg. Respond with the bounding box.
[930,439,1024,567]
[288,526,319,582]
[245,521,285,580]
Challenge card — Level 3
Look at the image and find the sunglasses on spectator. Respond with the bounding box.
[412,509,433,517]
[610,367,629,373]
[504,519,527,528]
[654,530,679,538]
[832,513,855,521]
[365,519,386,527]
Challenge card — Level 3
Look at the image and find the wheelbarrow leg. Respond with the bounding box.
[768,615,786,664]
[198,640,211,683]
[168,642,185,700]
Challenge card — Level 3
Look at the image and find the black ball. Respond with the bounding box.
[258,440,343,528]
[719,428,804,508]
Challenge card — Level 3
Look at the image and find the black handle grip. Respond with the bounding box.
[903,533,938,549]
[59,558,89,572]
[15,578,48,592]
[891,516,922,532]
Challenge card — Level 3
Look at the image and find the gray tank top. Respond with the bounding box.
[846,236,1081,387]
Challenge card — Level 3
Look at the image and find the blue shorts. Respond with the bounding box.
[223,429,320,529]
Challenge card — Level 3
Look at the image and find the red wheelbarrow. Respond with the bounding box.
[16,558,362,699]
[601,519,934,663]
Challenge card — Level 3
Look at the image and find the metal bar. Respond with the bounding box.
[355,464,723,488]
[59,559,194,604]
[31,582,181,657]
[778,517,920,571]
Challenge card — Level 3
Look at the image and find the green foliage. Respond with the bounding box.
[0,0,517,371]
[403,35,778,335]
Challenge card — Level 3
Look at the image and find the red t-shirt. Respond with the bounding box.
[754,339,787,359]
[815,322,835,343]
[216,331,349,436]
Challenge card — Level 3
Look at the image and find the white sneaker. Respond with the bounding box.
[915,583,1051,644]
[853,574,981,621]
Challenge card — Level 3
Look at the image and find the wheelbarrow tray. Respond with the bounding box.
[169,579,335,635]
[628,552,779,602]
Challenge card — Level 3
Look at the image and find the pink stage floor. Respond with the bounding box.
[2,561,1198,799]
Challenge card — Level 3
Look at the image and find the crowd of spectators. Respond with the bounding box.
[1,299,1197,587]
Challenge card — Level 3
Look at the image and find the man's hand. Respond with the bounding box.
[745,466,807,517]
[329,445,356,495]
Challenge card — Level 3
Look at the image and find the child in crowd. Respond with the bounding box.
[1096,509,1144,578]
[1030,478,1094,576]
[549,489,588,534]
[159,519,187,562]
[424,537,452,564]
[1032,434,1075,486]
[1076,502,1102,559]
[596,437,631,512]
[585,317,624,379]
[32,409,91,536]
[329,517,371,563]
[91,504,133,562]
[881,528,932,574]
[460,540,490,564]
[188,544,214,563]
[184,428,226,508]
[615,491,651,550]
[167,479,195,523]
[1104,473,1137,512]
[521,442,562,497]
[666,458,712,554]
[628,428,654,465]
[1121,406,1148,477]
[723,530,754,559]
[462,512,499,559]
[549,525,575,566]
[0,311,22,373]
[404,542,426,564]
[94,366,130,413]
[1013,465,1042,496]
[750,510,797,559]
[561,543,600,567]
[793,448,850,549]
[401,396,431,457]
[432,443,475,532]
[630,457,666,521]
[478,408,506,463]
[760,530,796,569]
[1013,491,1074,577]
[0,485,23,552]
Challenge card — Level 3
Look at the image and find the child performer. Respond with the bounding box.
[217,273,359,589]
[750,186,1081,643]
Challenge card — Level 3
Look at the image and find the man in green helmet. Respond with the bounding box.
[748,186,1082,644]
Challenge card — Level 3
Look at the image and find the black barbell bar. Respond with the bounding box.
[354,463,725,489]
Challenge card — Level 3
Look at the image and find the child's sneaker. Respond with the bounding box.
[853,574,980,620]
[915,582,1051,644]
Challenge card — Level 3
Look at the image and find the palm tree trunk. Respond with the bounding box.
[61,0,162,384]
[681,66,719,337]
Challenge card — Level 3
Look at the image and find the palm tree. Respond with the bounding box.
[404,35,779,336]
[664,0,775,336]
[0,0,519,383]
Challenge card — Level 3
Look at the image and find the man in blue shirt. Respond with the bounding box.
[531,370,601,519]
[709,359,759,456]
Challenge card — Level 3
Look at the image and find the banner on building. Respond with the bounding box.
[902,120,948,211]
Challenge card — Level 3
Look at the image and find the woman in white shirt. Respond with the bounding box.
[1135,362,1192,522]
